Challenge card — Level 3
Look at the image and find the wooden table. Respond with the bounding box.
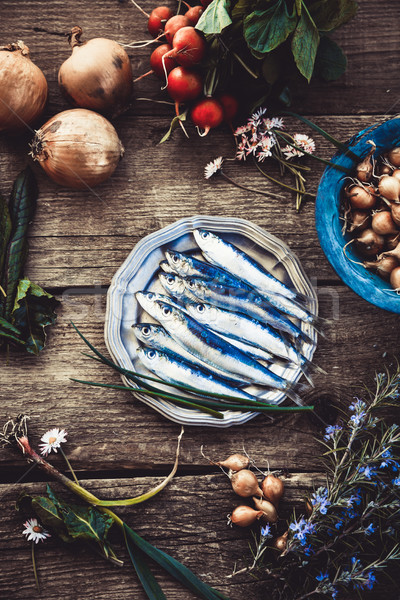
[1,1,400,598]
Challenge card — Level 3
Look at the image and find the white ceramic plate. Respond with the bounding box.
[105,215,318,427]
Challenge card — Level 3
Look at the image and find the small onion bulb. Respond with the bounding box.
[216,454,250,472]
[230,505,263,527]
[58,27,133,118]
[252,497,278,523]
[30,109,124,189]
[0,41,48,132]
[230,469,263,498]
[261,474,284,508]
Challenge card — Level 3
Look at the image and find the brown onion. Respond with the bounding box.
[216,454,250,472]
[348,210,370,233]
[381,242,400,262]
[391,203,400,227]
[371,210,398,235]
[346,184,376,210]
[252,497,278,523]
[261,474,284,508]
[392,169,400,182]
[0,41,47,132]
[230,469,263,498]
[58,27,133,118]
[355,141,375,183]
[364,255,398,280]
[354,229,385,257]
[274,531,288,552]
[230,505,263,527]
[385,233,400,250]
[30,109,124,189]
[387,147,400,167]
[390,266,400,289]
[378,175,400,203]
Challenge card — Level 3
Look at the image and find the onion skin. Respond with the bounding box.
[390,266,400,289]
[230,469,263,498]
[230,505,263,527]
[371,210,398,235]
[354,229,385,257]
[347,184,376,210]
[378,175,400,203]
[274,531,288,552]
[0,41,47,132]
[252,497,278,523]
[216,454,250,472]
[261,474,284,508]
[387,148,400,168]
[364,255,398,280]
[348,210,370,233]
[58,27,133,118]
[30,109,124,189]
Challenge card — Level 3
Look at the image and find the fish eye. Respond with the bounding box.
[147,350,156,359]
[147,292,154,300]
[171,254,179,263]
[200,231,209,239]
[197,305,205,313]
[162,306,171,316]
[167,276,175,284]
[142,326,150,336]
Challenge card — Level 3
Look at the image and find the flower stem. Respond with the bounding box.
[31,541,40,593]
[221,172,283,199]
[60,446,80,485]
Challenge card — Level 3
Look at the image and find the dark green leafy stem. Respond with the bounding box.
[71,322,313,417]
[0,168,59,354]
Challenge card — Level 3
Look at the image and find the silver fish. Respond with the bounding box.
[159,260,176,274]
[136,292,303,404]
[137,347,258,402]
[165,249,316,324]
[183,277,310,343]
[158,272,198,304]
[193,229,309,303]
[133,323,247,383]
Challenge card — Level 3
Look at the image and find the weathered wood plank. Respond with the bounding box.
[1,290,399,473]
[0,473,323,600]
[0,115,392,288]
[0,0,399,117]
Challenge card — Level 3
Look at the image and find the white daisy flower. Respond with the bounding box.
[293,133,316,155]
[22,519,51,544]
[204,156,224,179]
[282,145,297,160]
[234,124,251,137]
[39,427,67,456]
[264,117,284,131]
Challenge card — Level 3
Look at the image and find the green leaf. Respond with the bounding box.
[314,35,347,81]
[159,111,188,144]
[195,0,232,34]
[124,531,168,600]
[308,0,358,32]
[291,5,320,81]
[123,524,228,600]
[0,195,11,284]
[231,0,256,21]
[11,279,59,355]
[0,315,25,346]
[32,496,73,543]
[243,0,297,56]
[262,52,281,84]
[2,167,38,319]
[46,486,114,556]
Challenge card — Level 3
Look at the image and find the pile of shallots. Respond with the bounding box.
[343,142,400,289]
[206,451,288,552]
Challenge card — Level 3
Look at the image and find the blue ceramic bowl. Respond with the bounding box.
[315,116,400,314]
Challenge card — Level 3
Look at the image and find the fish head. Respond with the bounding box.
[165,249,191,275]
[159,272,186,297]
[159,260,175,274]
[193,229,221,251]
[186,301,215,323]
[135,291,160,318]
[133,323,163,344]
[136,346,163,367]
[184,277,206,298]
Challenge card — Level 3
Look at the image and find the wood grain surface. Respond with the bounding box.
[1,0,400,598]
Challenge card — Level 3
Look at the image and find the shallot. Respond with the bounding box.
[230,469,263,498]
[354,229,384,257]
[261,474,284,507]
[230,505,263,527]
[252,497,278,523]
[378,175,400,203]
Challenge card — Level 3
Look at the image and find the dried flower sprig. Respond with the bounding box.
[205,108,354,211]
[231,366,400,599]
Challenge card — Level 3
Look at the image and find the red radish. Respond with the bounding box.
[150,43,177,78]
[148,6,174,37]
[167,66,202,114]
[191,97,224,136]
[185,5,204,25]
[217,93,239,123]
[165,26,206,68]
[164,15,191,44]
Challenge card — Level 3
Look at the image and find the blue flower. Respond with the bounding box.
[358,465,376,480]
[366,570,376,590]
[311,487,331,515]
[335,520,343,530]
[364,523,375,536]
[260,524,271,538]
[324,424,342,441]
[392,476,400,486]
[289,517,315,546]
[316,571,329,582]
[303,544,314,556]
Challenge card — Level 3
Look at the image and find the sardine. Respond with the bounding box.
[137,347,259,402]
[136,292,303,404]
[193,229,309,304]
[183,277,311,343]
[158,272,198,304]
[133,323,247,384]
[159,260,176,274]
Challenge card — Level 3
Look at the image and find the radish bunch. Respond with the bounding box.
[140,2,239,136]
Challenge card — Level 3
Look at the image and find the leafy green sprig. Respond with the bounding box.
[233,367,400,599]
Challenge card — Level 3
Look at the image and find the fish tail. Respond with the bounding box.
[299,353,327,376]
[294,330,316,348]
[284,385,305,406]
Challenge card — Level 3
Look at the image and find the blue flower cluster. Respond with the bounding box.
[289,517,315,546]
[324,424,342,441]
[311,487,330,515]
[348,398,368,428]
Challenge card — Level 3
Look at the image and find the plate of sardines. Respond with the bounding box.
[105,215,321,427]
